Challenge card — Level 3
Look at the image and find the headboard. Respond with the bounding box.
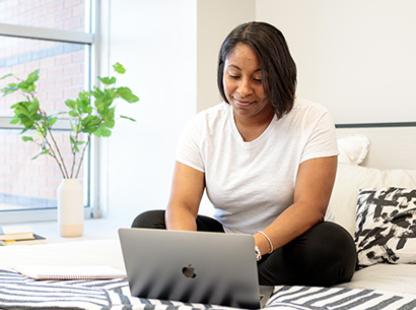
[335,123,416,170]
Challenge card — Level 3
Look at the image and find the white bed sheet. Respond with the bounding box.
[0,239,125,270]
[340,263,416,296]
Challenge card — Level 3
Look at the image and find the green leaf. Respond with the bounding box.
[113,62,126,74]
[2,83,19,95]
[22,136,34,142]
[102,107,115,128]
[94,125,112,137]
[37,125,46,136]
[94,99,104,111]
[104,119,115,128]
[120,115,136,122]
[81,115,101,133]
[91,86,104,98]
[70,135,80,153]
[26,70,40,84]
[16,70,39,93]
[31,148,49,160]
[98,76,116,85]
[77,91,92,114]
[116,87,139,103]
[18,80,36,93]
[16,113,34,128]
[84,105,92,114]
[27,99,40,115]
[10,117,20,125]
[65,99,76,109]
[11,104,28,117]
[47,116,57,127]
[94,98,111,114]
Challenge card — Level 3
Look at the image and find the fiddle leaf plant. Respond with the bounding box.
[0,63,139,179]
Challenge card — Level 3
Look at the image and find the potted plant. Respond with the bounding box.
[1,63,139,237]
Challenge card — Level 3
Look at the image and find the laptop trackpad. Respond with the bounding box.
[259,285,274,308]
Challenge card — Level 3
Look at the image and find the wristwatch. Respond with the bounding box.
[255,245,262,261]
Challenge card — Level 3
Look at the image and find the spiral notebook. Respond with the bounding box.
[14,265,127,280]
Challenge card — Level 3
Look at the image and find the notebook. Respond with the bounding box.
[14,265,127,280]
[0,225,34,241]
[0,234,46,246]
[118,228,274,309]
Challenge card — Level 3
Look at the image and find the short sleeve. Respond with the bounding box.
[300,111,339,163]
[175,116,205,172]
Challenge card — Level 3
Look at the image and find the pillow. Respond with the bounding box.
[355,187,416,268]
[325,164,416,236]
[337,135,370,165]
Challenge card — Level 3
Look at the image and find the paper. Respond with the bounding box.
[0,225,33,235]
[1,234,46,246]
[14,265,127,280]
[0,225,34,241]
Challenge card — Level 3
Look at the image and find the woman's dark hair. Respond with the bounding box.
[217,21,297,119]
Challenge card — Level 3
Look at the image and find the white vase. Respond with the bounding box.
[57,178,84,237]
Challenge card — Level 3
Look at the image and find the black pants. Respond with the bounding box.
[132,210,357,287]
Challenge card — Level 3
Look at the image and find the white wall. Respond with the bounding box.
[104,0,197,224]
[197,0,255,111]
[103,1,416,222]
[256,0,416,124]
[196,0,255,215]
[103,0,257,221]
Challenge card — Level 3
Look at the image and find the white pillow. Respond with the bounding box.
[325,164,416,236]
[337,135,370,165]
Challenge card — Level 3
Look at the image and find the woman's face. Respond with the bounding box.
[222,43,273,121]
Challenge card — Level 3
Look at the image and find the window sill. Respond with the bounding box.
[20,218,126,243]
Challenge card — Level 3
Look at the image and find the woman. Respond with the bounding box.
[133,21,357,286]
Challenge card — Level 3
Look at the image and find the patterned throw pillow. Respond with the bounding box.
[355,187,416,268]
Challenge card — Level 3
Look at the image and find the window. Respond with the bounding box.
[0,0,96,223]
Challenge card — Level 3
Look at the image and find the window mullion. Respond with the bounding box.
[0,117,71,131]
[0,22,93,44]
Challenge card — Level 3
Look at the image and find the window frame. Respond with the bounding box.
[0,0,101,223]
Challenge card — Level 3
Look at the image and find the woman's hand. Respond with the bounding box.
[165,162,205,231]
[254,231,273,257]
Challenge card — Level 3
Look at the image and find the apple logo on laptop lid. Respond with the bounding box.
[182,264,196,279]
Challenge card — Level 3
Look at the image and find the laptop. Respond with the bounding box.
[118,228,274,309]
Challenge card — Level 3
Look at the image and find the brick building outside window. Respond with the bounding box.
[0,0,95,221]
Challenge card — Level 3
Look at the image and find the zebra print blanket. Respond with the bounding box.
[0,268,415,310]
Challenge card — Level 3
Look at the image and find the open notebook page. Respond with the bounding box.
[14,265,127,280]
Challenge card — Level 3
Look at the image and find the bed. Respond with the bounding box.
[1,240,415,310]
[0,125,415,309]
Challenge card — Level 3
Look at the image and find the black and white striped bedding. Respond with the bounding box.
[1,268,415,310]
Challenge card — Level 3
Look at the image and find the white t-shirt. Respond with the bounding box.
[176,98,338,234]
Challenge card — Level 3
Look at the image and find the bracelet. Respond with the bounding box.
[254,245,262,261]
[258,230,274,254]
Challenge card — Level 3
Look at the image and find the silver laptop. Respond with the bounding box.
[118,228,273,309]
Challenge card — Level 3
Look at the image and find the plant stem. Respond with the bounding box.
[32,121,67,179]
[39,109,69,178]
[27,96,68,179]
[75,135,90,178]
[46,146,67,178]
[47,127,69,178]
[41,131,67,178]
[69,131,80,178]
